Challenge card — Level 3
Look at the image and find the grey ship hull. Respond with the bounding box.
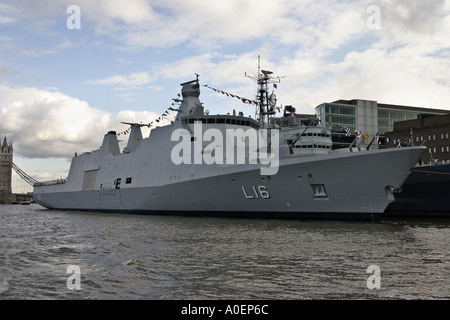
[34,147,425,221]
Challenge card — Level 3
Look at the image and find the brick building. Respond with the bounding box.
[385,114,450,164]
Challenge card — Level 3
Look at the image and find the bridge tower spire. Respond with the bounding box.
[0,136,14,204]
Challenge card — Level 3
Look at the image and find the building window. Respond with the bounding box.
[433,134,436,141]
[126,177,132,184]
[442,147,445,153]
[433,148,437,153]
[441,133,444,140]
[446,133,449,139]
[447,146,449,152]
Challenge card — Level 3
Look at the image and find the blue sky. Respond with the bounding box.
[1,0,450,190]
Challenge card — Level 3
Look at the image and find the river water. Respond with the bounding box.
[0,203,448,300]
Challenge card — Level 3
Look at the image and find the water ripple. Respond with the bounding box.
[0,204,449,299]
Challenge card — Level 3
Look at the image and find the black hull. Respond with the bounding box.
[41,207,382,221]
[384,164,450,216]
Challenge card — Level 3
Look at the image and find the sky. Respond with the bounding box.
[1,0,450,189]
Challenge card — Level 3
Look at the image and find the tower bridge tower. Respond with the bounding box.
[0,137,14,204]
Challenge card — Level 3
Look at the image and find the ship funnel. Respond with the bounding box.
[122,123,143,153]
[101,131,120,155]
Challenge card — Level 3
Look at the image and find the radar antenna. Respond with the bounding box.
[245,55,284,128]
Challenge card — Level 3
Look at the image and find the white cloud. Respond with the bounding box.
[0,85,164,159]
[327,47,450,109]
[88,72,153,90]
[0,3,17,25]
[0,62,19,77]
[99,0,156,24]
[0,15,16,24]
[2,1,450,151]
[374,0,446,34]
[74,0,156,27]
[67,0,370,51]
[0,85,109,158]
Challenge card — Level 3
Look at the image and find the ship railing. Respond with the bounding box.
[417,159,450,167]
[33,179,67,187]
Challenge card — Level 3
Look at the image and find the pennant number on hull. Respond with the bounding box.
[241,186,270,199]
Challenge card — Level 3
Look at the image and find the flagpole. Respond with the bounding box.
[366,132,379,151]
[410,128,414,147]
[348,136,357,152]
[356,136,364,151]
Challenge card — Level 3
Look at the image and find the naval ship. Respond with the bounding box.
[33,68,426,220]
[384,162,450,216]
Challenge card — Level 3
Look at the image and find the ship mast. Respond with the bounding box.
[245,56,283,128]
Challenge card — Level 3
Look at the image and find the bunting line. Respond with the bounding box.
[117,105,180,137]
[203,85,259,106]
